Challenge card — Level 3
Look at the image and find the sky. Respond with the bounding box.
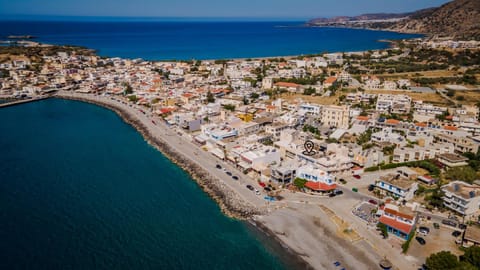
[0,0,452,20]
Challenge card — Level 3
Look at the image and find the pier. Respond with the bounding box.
[0,96,51,108]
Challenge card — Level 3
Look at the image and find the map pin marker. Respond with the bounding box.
[303,140,315,155]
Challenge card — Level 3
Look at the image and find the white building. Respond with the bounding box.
[442,181,480,218]
[296,164,337,192]
[321,105,350,129]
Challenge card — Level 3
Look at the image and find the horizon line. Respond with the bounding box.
[0,14,314,22]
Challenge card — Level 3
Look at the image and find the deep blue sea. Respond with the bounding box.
[0,99,289,270]
[0,20,421,60]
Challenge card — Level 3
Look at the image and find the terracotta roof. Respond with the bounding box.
[266,105,276,109]
[443,125,458,131]
[305,181,337,191]
[385,119,400,125]
[182,93,194,98]
[356,116,369,121]
[379,216,414,234]
[274,82,300,88]
[384,208,414,220]
[415,122,427,127]
[159,108,175,114]
[324,76,337,84]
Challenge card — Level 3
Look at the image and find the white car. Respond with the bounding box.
[255,189,261,195]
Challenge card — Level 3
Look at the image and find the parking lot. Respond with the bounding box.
[407,221,463,260]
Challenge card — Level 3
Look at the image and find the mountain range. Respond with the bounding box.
[306,0,480,40]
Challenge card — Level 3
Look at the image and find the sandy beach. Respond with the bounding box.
[54,91,413,270]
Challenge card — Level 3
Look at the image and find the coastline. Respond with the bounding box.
[54,91,315,268]
[55,92,263,219]
[52,91,391,270]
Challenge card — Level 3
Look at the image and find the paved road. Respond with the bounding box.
[58,92,267,209]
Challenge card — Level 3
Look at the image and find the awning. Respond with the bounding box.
[210,148,225,159]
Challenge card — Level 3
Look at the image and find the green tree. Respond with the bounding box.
[206,90,215,103]
[250,92,259,99]
[446,166,478,184]
[377,223,388,239]
[293,177,307,189]
[462,246,480,269]
[303,87,316,95]
[243,95,249,105]
[127,95,138,103]
[357,129,372,145]
[426,251,459,270]
[123,82,133,95]
[222,104,236,112]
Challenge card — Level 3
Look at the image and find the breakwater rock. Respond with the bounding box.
[56,93,264,220]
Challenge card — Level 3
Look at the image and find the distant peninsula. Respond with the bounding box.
[306,0,480,40]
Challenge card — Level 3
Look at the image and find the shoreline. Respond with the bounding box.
[53,92,314,268]
[52,92,389,270]
[55,92,263,219]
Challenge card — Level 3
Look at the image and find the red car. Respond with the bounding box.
[368,199,378,205]
[353,175,361,179]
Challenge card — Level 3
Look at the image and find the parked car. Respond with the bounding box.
[368,184,375,192]
[339,178,346,184]
[459,224,467,230]
[329,193,336,198]
[255,189,261,195]
[246,185,254,191]
[433,223,440,229]
[226,171,232,176]
[353,175,361,179]
[216,164,222,169]
[452,231,462,237]
[264,187,272,192]
[415,237,426,245]
[418,226,430,235]
[368,199,378,205]
[442,219,457,228]
[334,190,343,196]
[232,175,239,180]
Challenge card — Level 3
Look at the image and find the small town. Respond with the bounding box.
[1,36,480,269]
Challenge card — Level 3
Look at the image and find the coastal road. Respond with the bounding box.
[58,92,267,211]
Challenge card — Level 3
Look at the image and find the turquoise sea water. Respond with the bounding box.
[0,99,287,269]
[0,20,421,60]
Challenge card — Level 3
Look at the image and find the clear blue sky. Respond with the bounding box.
[0,0,452,19]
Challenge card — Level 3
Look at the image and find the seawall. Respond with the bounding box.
[55,92,264,220]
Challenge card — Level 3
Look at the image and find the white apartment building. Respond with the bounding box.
[392,142,455,163]
[376,94,412,114]
[442,181,480,218]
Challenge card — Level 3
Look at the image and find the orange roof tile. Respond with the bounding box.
[379,216,413,234]
[305,181,337,191]
[444,125,458,131]
[356,116,369,121]
[386,119,400,125]
[324,76,337,84]
[415,122,427,127]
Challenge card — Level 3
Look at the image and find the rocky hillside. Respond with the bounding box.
[390,0,480,40]
[307,0,480,40]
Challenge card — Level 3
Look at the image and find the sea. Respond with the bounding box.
[0,20,421,269]
[0,99,294,269]
[0,20,421,60]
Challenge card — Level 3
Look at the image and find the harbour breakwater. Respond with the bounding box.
[55,92,264,220]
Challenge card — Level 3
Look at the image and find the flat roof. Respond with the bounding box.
[438,153,469,163]
[465,226,480,243]
[379,174,414,189]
